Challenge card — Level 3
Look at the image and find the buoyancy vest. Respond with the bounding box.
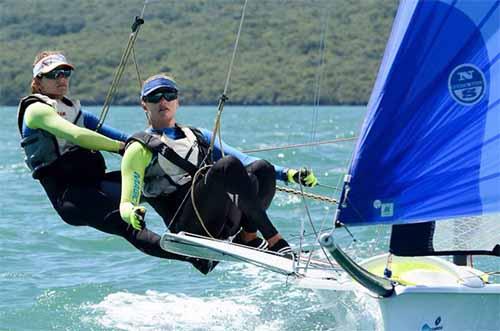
[17,94,100,180]
[127,126,209,198]
[131,126,242,239]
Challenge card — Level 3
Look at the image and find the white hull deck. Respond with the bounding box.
[161,233,499,330]
[379,285,500,331]
[361,254,499,331]
[311,253,500,330]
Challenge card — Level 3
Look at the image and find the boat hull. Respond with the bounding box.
[379,285,500,331]
[361,254,500,331]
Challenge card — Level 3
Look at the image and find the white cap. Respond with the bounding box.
[33,53,74,78]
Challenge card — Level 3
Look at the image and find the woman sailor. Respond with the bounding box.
[18,52,207,270]
[120,73,318,272]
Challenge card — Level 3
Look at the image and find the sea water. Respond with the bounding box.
[0,105,414,330]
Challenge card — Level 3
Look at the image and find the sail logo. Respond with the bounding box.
[421,316,443,331]
[373,200,394,217]
[448,64,485,105]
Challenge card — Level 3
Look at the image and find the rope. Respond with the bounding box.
[208,0,249,159]
[242,136,357,154]
[276,185,337,204]
[166,152,212,231]
[96,3,147,130]
[295,182,338,272]
[222,0,248,98]
[166,1,340,254]
[190,165,217,238]
[185,181,338,240]
[131,46,142,89]
[310,6,330,148]
[165,1,250,237]
[167,178,337,240]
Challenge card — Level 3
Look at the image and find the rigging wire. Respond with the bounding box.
[92,1,346,260]
[288,226,334,240]
[131,46,143,89]
[191,165,218,238]
[296,181,339,272]
[208,0,249,161]
[292,2,342,264]
[309,6,330,148]
[242,136,357,153]
[165,0,250,238]
[307,1,366,242]
[96,0,149,130]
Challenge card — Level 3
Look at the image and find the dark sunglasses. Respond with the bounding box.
[42,68,72,79]
[143,90,178,103]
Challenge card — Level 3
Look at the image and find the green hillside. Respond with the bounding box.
[0,0,398,106]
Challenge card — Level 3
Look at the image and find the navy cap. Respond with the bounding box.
[141,76,178,98]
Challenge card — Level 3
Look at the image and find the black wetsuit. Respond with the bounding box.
[147,156,279,240]
[17,95,188,262]
[130,126,282,243]
[38,148,187,261]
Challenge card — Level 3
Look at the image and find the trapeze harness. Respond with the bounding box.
[16,94,193,261]
[127,126,240,237]
[129,126,206,198]
[17,94,105,181]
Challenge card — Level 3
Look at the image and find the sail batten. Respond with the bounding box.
[338,0,500,227]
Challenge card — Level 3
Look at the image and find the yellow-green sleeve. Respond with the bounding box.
[24,102,121,152]
[119,141,153,221]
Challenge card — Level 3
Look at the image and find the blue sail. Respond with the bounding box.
[338,0,500,226]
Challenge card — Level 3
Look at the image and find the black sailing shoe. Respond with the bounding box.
[232,232,269,250]
[188,258,219,275]
[269,238,295,260]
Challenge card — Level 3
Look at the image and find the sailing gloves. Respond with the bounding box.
[287,168,318,187]
[120,202,146,230]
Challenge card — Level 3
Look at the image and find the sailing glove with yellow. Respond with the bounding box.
[287,168,318,187]
[120,202,146,230]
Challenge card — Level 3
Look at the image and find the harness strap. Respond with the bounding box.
[128,131,198,177]
[17,96,46,134]
[17,96,76,135]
